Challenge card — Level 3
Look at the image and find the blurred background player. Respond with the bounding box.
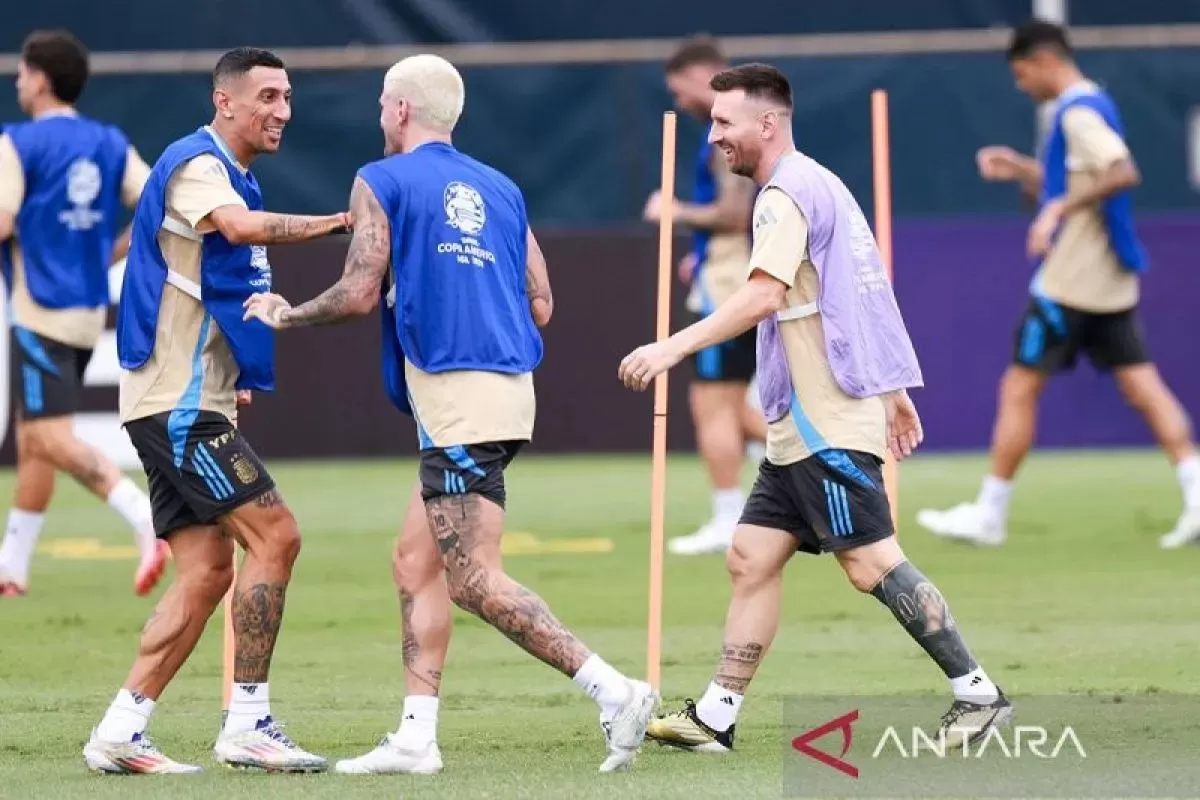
[620,63,1009,753]
[915,20,1200,550]
[0,30,166,598]
[244,53,659,775]
[643,35,766,556]
[83,47,349,775]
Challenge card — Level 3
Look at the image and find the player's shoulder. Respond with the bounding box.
[174,153,231,185]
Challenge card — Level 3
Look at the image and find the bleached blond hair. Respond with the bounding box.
[383,54,465,133]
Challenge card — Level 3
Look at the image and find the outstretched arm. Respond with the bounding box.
[207,205,350,246]
[269,176,390,327]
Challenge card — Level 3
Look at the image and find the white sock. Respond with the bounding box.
[1176,455,1200,510]
[95,688,155,742]
[712,489,745,523]
[223,683,271,734]
[107,478,155,554]
[394,695,439,748]
[572,654,631,720]
[0,508,45,579]
[949,667,999,704]
[695,681,742,732]
[975,476,1012,523]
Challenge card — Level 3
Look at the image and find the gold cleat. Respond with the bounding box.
[646,699,734,753]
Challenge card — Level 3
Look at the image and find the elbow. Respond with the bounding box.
[348,291,378,317]
[754,283,787,321]
[531,297,552,328]
[220,220,252,246]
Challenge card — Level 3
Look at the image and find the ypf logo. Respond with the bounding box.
[60,158,104,231]
[443,181,486,235]
[791,709,859,778]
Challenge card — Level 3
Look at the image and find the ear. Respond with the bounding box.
[213,87,235,120]
[395,98,410,126]
[760,109,777,139]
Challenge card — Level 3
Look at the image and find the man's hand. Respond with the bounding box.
[643,190,670,223]
[1027,199,1065,258]
[619,340,684,391]
[236,390,253,406]
[242,292,293,330]
[976,146,1027,182]
[678,252,698,284]
[332,211,353,234]
[884,390,923,461]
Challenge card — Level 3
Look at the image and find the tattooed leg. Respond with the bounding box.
[868,560,978,679]
[428,493,590,676]
[392,481,451,695]
[221,488,303,684]
[712,526,795,695]
[123,526,234,698]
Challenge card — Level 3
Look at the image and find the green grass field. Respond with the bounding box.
[2,450,1199,798]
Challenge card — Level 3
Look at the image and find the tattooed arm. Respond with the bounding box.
[526,227,553,327]
[267,177,390,327]
[207,205,351,246]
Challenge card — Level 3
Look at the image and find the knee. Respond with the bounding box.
[999,369,1041,407]
[256,507,303,568]
[444,564,492,615]
[392,540,442,593]
[19,424,57,462]
[725,539,778,593]
[1117,370,1159,413]
[182,557,235,606]
[837,540,904,593]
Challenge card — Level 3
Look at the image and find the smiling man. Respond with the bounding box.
[82,47,348,776]
[619,63,1010,753]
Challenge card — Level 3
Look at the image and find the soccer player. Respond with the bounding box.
[916,21,1200,549]
[643,35,767,555]
[82,47,350,775]
[0,29,166,598]
[618,63,1011,753]
[243,53,659,774]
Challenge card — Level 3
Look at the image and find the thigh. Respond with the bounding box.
[790,449,896,555]
[418,440,523,509]
[125,411,277,537]
[12,328,86,420]
[1010,297,1082,375]
[1082,307,1150,371]
[739,459,821,554]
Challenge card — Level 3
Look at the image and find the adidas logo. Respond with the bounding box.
[719,696,735,706]
[404,714,415,721]
[240,685,258,695]
[131,691,148,704]
[969,676,983,687]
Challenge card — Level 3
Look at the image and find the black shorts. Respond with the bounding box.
[13,327,93,420]
[739,449,894,555]
[691,313,756,384]
[418,440,524,508]
[125,410,276,538]
[1012,296,1149,374]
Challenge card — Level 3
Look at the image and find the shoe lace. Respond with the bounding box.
[939,699,976,730]
[130,732,162,755]
[670,699,699,720]
[259,718,298,748]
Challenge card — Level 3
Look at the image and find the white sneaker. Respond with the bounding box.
[668,521,734,555]
[335,735,442,774]
[598,679,659,773]
[83,729,202,774]
[213,716,327,773]
[915,502,1007,547]
[1159,507,1200,549]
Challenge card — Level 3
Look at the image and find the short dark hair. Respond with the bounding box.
[213,47,286,87]
[21,30,89,104]
[1007,20,1073,61]
[709,63,793,110]
[665,34,725,74]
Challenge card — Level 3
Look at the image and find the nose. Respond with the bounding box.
[276,101,292,123]
[707,128,719,145]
